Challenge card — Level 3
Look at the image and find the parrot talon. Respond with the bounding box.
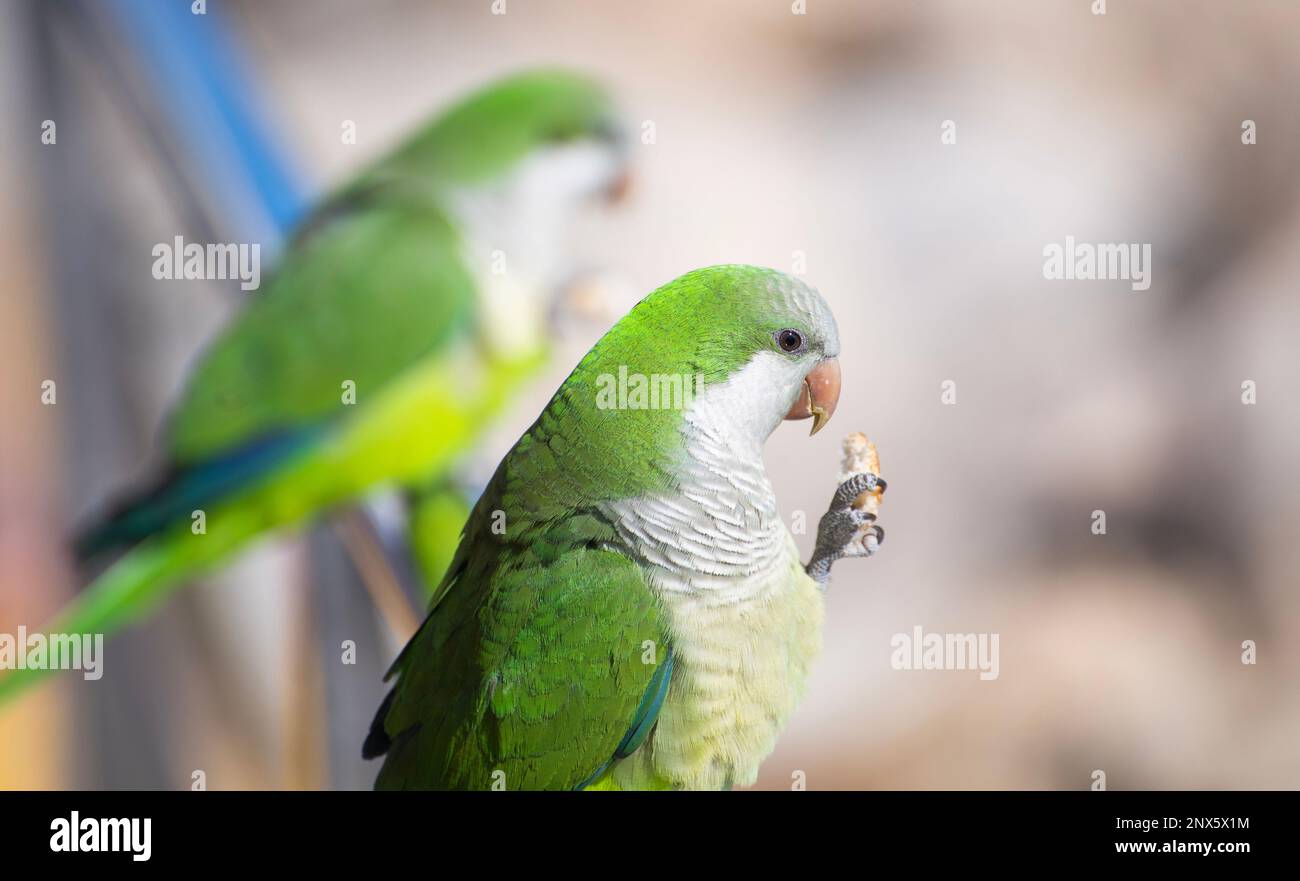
[851,509,877,526]
[805,474,887,586]
[833,472,884,506]
[861,524,884,555]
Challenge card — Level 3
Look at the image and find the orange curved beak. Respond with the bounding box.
[784,357,841,436]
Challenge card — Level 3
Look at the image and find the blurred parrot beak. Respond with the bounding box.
[605,167,633,204]
[784,358,841,436]
[558,271,615,324]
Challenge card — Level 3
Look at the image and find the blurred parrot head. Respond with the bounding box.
[392,68,626,193]
[367,68,630,347]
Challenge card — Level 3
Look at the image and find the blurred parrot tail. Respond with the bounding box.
[71,429,319,562]
[0,508,267,706]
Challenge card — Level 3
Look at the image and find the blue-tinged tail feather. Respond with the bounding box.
[73,428,321,561]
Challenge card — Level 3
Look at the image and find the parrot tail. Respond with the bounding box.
[0,506,266,706]
[72,429,321,562]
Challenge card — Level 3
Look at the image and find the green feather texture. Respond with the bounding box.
[0,70,621,706]
[353,69,620,190]
[370,265,832,789]
[170,201,474,460]
[173,69,621,460]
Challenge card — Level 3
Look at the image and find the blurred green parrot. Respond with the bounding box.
[365,265,886,790]
[0,70,628,703]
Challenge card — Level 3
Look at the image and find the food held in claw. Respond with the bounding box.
[838,432,884,551]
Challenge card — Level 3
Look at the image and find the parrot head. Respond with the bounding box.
[629,264,841,440]
[396,68,627,197]
[381,69,631,350]
[563,265,843,496]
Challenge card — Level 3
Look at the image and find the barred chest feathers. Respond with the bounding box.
[601,353,826,790]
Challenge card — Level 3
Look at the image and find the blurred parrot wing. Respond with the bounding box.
[75,190,480,556]
[368,537,672,791]
[168,190,478,462]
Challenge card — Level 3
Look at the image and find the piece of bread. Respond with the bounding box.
[838,432,884,551]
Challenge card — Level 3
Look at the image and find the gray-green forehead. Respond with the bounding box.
[757,271,840,356]
[648,264,839,353]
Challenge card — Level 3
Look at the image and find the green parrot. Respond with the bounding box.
[0,71,628,703]
[364,265,887,790]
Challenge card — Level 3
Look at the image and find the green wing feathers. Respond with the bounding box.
[170,196,476,462]
[77,190,479,558]
[370,426,672,791]
[371,540,669,790]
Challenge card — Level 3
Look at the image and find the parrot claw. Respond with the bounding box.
[834,472,886,506]
[805,474,887,586]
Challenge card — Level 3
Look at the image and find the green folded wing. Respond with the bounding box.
[169,189,477,463]
[372,533,670,791]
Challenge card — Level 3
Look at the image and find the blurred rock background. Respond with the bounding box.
[1,0,1296,789]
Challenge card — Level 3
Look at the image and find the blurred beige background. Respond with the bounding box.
[1,0,1298,789]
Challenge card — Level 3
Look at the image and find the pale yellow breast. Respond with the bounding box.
[613,534,824,790]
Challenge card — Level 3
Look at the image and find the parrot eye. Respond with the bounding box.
[775,329,804,353]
